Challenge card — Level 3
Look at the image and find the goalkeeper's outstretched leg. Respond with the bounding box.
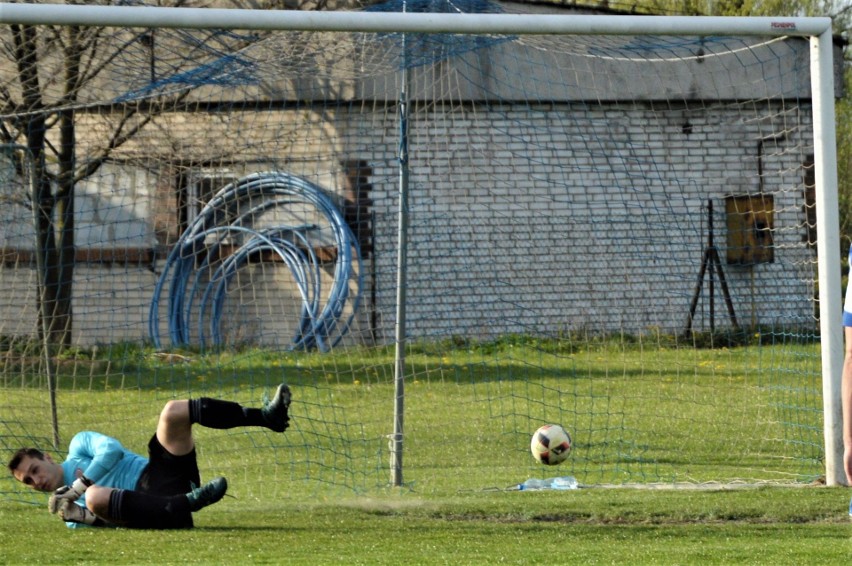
[7,383,291,529]
[163,382,292,455]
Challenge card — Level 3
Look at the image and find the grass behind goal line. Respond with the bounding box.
[2,339,849,564]
[3,339,825,492]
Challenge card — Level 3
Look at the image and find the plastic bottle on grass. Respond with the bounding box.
[518,476,578,491]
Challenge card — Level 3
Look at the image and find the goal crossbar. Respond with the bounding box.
[0,4,833,37]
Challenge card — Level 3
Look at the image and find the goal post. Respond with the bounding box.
[811,27,843,487]
[0,2,844,501]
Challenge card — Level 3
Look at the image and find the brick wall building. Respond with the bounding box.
[0,4,840,348]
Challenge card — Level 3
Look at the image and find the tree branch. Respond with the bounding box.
[73,89,192,184]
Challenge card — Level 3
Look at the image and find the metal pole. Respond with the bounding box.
[708,201,715,335]
[810,29,844,486]
[0,4,832,37]
[391,23,410,488]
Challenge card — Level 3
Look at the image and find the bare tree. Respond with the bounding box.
[0,17,180,348]
[0,0,372,350]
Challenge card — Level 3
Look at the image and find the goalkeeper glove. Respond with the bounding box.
[55,500,98,525]
[48,476,92,514]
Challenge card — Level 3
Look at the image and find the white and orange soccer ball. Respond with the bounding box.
[530,424,572,465]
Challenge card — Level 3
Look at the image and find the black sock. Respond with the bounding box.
[189,397,266,430]
[108,489,193,529]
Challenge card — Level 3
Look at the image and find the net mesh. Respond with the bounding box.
[0,1,827,504]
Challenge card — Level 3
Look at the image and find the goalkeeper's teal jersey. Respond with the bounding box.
[61,431,149,528]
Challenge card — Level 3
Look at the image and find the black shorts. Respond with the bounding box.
[135,434,201,497]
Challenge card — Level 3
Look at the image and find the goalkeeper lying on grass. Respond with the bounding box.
[7,384,291,529]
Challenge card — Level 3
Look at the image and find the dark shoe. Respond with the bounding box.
[262,383,291,432]
[186,477,228,512]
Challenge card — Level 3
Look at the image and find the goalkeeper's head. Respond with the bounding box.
[8,448,65,492]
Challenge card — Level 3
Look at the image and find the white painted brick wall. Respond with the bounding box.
[363,100,816,341]
[0,97,818,347]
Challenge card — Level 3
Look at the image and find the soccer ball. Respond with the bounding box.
[530,424,572,465]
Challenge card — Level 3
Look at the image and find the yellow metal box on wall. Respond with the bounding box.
[725,194,774,265]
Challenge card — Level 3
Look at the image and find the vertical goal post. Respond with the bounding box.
[0,2,843,493]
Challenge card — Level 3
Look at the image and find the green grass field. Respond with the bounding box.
[1,339,848,564]
[1,485,850,564]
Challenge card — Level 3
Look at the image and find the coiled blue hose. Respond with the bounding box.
[149,171,362,351]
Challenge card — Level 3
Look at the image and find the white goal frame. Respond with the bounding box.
[0,3,842,486]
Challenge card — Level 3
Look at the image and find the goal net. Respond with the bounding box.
[0,1,842,504]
